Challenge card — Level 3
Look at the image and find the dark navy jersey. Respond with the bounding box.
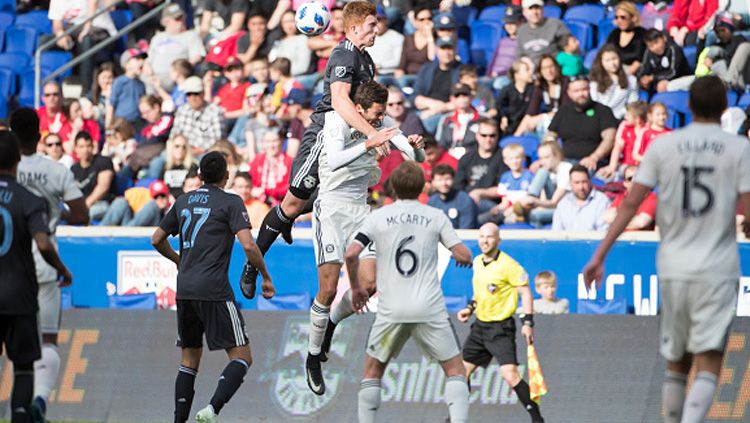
[0,175,49,315]
[311,38,375,126]
[159,185,250,301]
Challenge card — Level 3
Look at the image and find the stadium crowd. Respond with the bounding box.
[3,0,750,230]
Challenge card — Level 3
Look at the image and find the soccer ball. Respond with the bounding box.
[295,2,331,36]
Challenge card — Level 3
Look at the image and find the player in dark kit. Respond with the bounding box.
[241,0,398,290]
[0,131,72,423]
[151,152,275,423]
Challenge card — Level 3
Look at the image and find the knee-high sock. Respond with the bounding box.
[358,379,381,423]
[445,375,470,423]
[12,364,34,422]
[255,206,292,255]
[682,371,718,423]
[513,379,543,421]
[662,370,687,423]
[174,365,197,423]
[34,344,61,402]
[309,299,330,355]
[330,290,354,325]
[210,359,249,414]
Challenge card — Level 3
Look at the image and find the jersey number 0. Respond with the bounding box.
[0,206,11,256]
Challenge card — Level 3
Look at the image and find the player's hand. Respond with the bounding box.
[351,287,369,313]
[582,258,604,290]
[374,144,391,161]
[522,325,534,345]
[261,277,275,299]
[454,257,472,268]
[366,126,399,150]
[407,134,424,150]
[457,307,471,322]
[57,266,72,288]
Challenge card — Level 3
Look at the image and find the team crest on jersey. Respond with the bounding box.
[334,66,347,78]
[487,283,497,294]
[303,175,317,189]
[325,244,335,253]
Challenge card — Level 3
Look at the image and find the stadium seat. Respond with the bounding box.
[108,293,158,309]
[0,66,12,99]
[452,5,477,40]
[0,51,31,72]
[456,38,470,65]
[114,173,135,196]
[444,295,468,313]
[257,293,311,311]
[469,20,503,71]
[682,45,697,72]
[577,298,628,314]
[0,11,13,31]
[135,177,157,188]
[18,67,54,107]
[478,4,506,22]
[739,92,750,110]
[563,4,606,27]
[110,9,132,52]
[543,5,561,19]
[726,90,738,107]
[564,20,593,53]
[5,26,37,56]
[652,91,691,127]
[61,289,73,310]
[500,135,540,161]
[596,19,615,47]
[583,48,598,69]
[638,90,649,102]
[14,10,51,34]
[40,51,73,78]
[0,0,13,14]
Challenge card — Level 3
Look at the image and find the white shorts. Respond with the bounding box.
[312,198,374,266]
[659,279,738,362]
[366,315,462,363]
[38,281,62,334]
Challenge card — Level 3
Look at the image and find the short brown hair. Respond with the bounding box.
[625,100,648,121]
[538,140,562,157]
[433,163,455,178]
[343,1,377,30]
[535,270,557,286]
[390,162,425,200]
[354,81,388,110]
[111,117,135,140]
[171,59,193,78]
[269,57,292,77]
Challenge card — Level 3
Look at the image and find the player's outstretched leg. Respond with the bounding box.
[358,379,381,423]
[12,362,34,423]
[663,370,687,423]
[174,365,197,423]
[32,343,61,421]
[256,205,294,252]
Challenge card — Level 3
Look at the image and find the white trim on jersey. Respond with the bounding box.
[292,130,326,188]
[226,301,244,346]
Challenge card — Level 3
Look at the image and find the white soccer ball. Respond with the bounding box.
[295,2,331,36]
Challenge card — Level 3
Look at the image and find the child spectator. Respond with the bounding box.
[138,95,173,146]
[210,57,250,122]
[638,29,691,93]
[107,49,147,130]
[152,59,193,114]
[699,13,750,90]
[427,164,478,229]
[589,44,640,119]
[497,59,534,137]
[102,118,137,173]
[486,144,535,224]
[88,62,116,127]
[556,34,585,77]
[435,83,481,155]
[248,129,292,206]
[268,57,305,115]
[459,64,497,118]
[533,271,569,314]
[43,133,74,168]
[633,101,670,163]
[486,5,523,89]
[60,98,101,154]
[421,136,459,192]
[518,140,572,227]
[231,172,270,229]
[601,101,648,180]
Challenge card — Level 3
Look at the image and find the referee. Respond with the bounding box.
[457,223,544,423]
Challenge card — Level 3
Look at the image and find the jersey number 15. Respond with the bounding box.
[681,166,714,217]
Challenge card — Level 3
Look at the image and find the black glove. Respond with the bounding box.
[240,262,257,299]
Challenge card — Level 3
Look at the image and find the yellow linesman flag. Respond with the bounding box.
[527,344,548,403]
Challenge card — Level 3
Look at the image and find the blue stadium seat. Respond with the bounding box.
[739,92,750,110]
[114,173,135,196]
[469,20,503,71]
[452,5,477,28]
[0,11,13,31]
[17,68,38,107]
[478,5,506,22]
[565,20,593,53]
[257,293,311,311]
[544,5,561,19]
[456,38,470,65]
[0,51,31,72]
[0,0,14,14]
[583,48,598,69]
[563,4,606,27]
[652,91,691,127]
[5,26,37,56]
[14,10,51,34]
[109,293,158,309]
[110,9,132,52]
[0,68,10,118]
[638,89,649,102]
[40,51,73,78]
[500,135,540,161]
[596,19,615,47]
[726,90,738,107]
[135,177,157,188]
[577,298,627,314]
[682,45,697,72]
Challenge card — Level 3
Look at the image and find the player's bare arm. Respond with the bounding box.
[61,197,89,225]
[449,243,473,267]
[236,228,274,299]
[151,227,180,266]
[34,231,72,287]
[517,285,534,345]
[344,240,369,312]
[456,297,476,322]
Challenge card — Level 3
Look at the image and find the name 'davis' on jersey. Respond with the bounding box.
[188,193,209,205]
[386,213,433,228]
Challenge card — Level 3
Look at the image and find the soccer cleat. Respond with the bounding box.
[319,319,337,362]
[306,353,326,396]
[195,405,219,423]
[239,263,257,299]
[31,396,47,423]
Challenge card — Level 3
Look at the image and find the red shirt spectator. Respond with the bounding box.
[248,130,292,206]
[667,0,719,33]
[620,124,639,166]
[371,151,404,193]
[637,127,671,158]
[611,191,658,230]
[216,81,250,112]
[422,146,459,182]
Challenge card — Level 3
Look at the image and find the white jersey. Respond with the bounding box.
[634,122,750,280]
[355,200,461,322]
[18,154,83,283]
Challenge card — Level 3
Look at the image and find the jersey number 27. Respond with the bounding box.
[180,207,211,249]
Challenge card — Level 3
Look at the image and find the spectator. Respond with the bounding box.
[308,5,346,75]
[519,140,572,227]
[43,133,74,168]
[237,12,275,64]
[199,0,248,40]
[551,164,611,231]
[208,57,250,124]
[697,13,750,90]
[59,98,101,153]
[368,6,405,86]
[516,0,572,63]
[207,139,244,189]
[606,1,647,75]
[107,49,147,130]
[268,9,313,77]
[385,86,426,136]
[181,167,202,193]
[487,5,524,88]
[436,83,480,155]
[601,100,648,180]
[248,129,292,206]
[633,101,671,163]
[277,89,309,157]
[37,81,66,140]
[152,59,192,113]
[231,172,270,229]
[71,131,115,220]
[431,13,470,65]
[497,59,534,137]
[459,64,497,118]
[88,63,116,127]
[638,29,691,93]
[421,135,458,191]
[533,271,569,314]
[160,134,198,199]
[427,164,478,229]
[414,36,462,132]
[102,118,137,173]
[100,179,171,226]
[146,4,206,91]
[514,55,569,136]
[170,76,225,156]
[138,95,174,146]
[395,7,435,85]
[48,0,117,93]
[268,58,305,114]
[589,44,640,119]
[237,90,279,159]
[485,143,535,225]
[547,77,618,170]
[555,34,585,77]
[602,165,658,231]
[667,0,719,47]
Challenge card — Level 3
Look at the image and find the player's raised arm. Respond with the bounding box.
[389,131,426,163]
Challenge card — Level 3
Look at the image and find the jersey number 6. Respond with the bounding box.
[396,235,419,278]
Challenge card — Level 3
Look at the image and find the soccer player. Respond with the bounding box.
[151,152,275,423]
[242,0,399,286]
[9,108,89,421]
[456,223,544,423]
[0,130,72,423]
[344,162,473,423]
[583,75,750,423]
[305,81,425,395]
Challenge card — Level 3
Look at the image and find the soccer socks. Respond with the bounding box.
[309,299,330,355]
[445,375,470,423]
[174,365,197,423]
[12,363,34,422]
[209,359,249,414]
[682,371,718,423]
[256,206,292,254]
[34,344,61,403]
[358,379,381,423]
[513,379,544,422]
[662,370,687,423]
[330,290,354,325]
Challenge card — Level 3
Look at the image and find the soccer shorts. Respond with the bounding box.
[365,316,462,363]
[176,300,248,351]
[312,197,373,266]
[0,314,41,363]
[289,120,324,200]
[659,278,738,362]
[462,318,518,367]
[38,281,61,334]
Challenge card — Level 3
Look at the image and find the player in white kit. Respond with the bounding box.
[305,81,426,395]
[583,76,750,423]
[10,108,90,421]
[344,162,473,423]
